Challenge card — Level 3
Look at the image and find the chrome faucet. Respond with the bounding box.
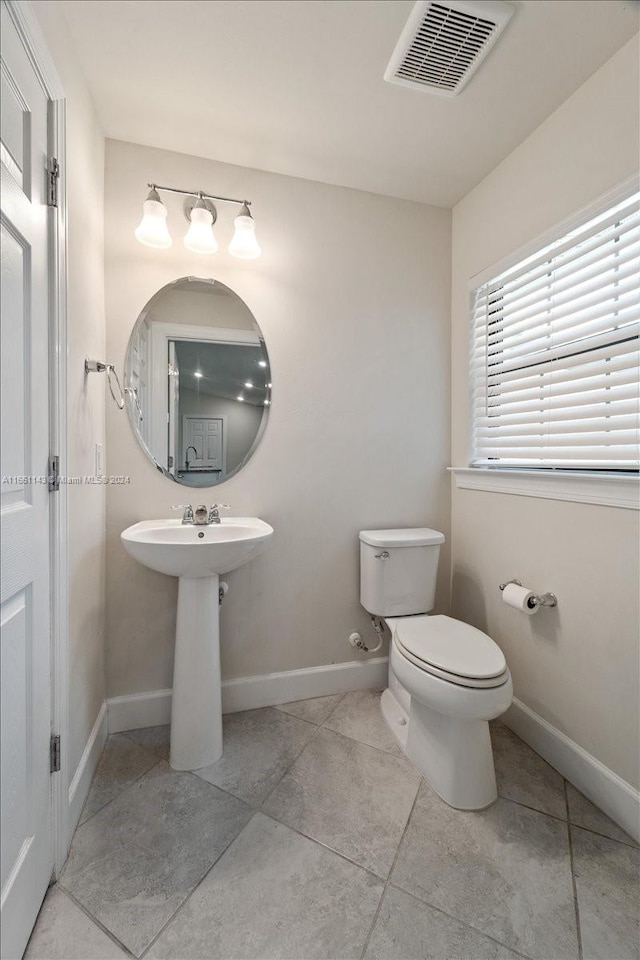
[171,504,194,524]
[172,503,230,525]
[194,505,209,525]
[185,445,197,471]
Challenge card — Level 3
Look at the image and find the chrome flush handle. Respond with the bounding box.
[374,551,390,560]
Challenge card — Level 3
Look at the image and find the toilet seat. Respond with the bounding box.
[393,615,509,690]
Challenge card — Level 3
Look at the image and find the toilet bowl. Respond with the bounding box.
[359,528,512,810]
[386,615,512,809]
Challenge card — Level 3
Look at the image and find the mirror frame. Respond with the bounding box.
[124,277,271,487]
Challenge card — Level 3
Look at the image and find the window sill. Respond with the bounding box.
[449,468,639,510]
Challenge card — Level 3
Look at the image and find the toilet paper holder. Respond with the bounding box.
[499,579,558,609]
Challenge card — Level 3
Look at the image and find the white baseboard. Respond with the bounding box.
[504,697,640,843]
[107,656,389,734]
[106,688,173,733]
[67,702,107,838]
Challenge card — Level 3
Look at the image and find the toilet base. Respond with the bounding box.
[380,687,409,752]
[381,686,498,810]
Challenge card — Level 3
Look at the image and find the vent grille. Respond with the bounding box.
[385,1,514,97]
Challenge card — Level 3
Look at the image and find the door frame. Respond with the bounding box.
[4,0,70,875]
[149,322,259,471]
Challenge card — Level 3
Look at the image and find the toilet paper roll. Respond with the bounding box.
[502,582,537,615]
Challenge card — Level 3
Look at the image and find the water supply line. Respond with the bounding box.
[351,616,385,653]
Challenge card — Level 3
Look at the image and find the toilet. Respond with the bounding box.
[360,528,512,810]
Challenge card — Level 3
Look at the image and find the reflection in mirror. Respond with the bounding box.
[125,277,270,487]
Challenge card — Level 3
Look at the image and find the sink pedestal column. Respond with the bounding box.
[170,574,222,770]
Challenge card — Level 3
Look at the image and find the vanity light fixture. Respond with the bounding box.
[184,197,218,255]
[228,203,261,260]
[134,183,261,258]
[134,187,172,249]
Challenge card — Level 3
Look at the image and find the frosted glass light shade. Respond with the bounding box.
[184,204,218,254]
[135,193,172,249]
[228,205,261,259]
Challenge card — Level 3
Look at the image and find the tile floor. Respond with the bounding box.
[25,690,639,960]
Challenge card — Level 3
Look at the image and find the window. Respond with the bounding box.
[470,190,640,471]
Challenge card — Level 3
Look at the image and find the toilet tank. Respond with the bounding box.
[359,528,445,617]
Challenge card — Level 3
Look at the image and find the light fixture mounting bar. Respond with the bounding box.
[148,183,251,207]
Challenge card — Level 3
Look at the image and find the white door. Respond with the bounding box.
[183,417,223,471]
[1,4,54,957]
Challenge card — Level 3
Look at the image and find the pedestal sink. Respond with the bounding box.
[120,517,273,770]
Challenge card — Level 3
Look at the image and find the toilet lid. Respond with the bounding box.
[394,615,506,680]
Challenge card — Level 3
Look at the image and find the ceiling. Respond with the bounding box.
[175,340,269,405]
[60,0,639,207]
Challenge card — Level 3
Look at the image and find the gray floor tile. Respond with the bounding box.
[121,724,170,761]
[274,693,344,725]
[147,812,384,960]
[491,721,567,820]
[323,689,404,757]
[61,762,251,957]
[193,707,317,806]
[364,885,524,960]
[24,886,127,959]
[571,825,640,960]
[566,782,638,847]
[79,734,158,825]
[263,727,420,877]
[391,783,579,959]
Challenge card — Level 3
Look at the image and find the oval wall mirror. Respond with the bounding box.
[124,277,271,487]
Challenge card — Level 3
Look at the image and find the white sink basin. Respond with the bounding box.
[121,517,273,578]
[120,514,273,772]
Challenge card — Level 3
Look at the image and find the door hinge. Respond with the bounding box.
[48,454,60,492]
[50,734,61,773]
[47,157,60,207]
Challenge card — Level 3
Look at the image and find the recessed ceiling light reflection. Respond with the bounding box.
[267,382,272,388]
[237,395,244,402]
[264,399,271,406]
[244,381,253,389]
[194,371,203,378]
[258,360,267,368]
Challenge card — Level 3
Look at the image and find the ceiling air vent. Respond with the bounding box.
[384,0,514,97]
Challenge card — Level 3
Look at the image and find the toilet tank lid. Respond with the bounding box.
[359,528,445,548]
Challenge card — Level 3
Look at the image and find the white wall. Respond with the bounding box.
[32,0,106,778]
[450,38,639,787]
[148,286,257,331]
[105,138,451,697]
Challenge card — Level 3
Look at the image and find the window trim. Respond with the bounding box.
[449,467,639,510]
[466,174,640,475]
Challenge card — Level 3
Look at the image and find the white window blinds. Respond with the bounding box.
[471,191,640,470]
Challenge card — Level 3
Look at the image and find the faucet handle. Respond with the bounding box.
[208,503,230,522]
[171,504,194,524]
